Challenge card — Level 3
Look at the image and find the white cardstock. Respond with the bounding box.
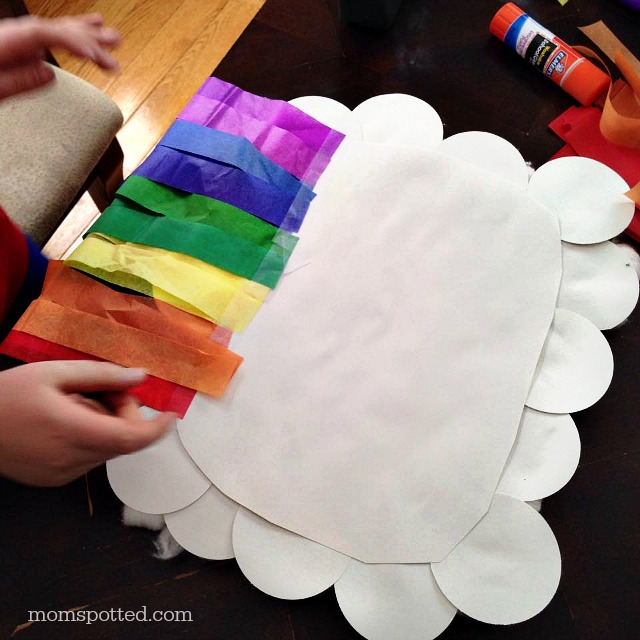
[528,156,635,244]
[164,484,240,560]
[497,408,581,501]
[526,308,614,414]
[335,561,457,640]
[107,421,210,515]
[351,94,444,149]
[435,131,530,188]
[178,138,562,563]
[232,507,351,600]
[557,240,639,330]
[431,494,562,625]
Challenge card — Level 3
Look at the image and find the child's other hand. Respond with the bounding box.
[0,361,174,487]
[0,13,121,99]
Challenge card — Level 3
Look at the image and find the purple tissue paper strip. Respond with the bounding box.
[178,92,344,186]
[198,77,338,152]
[178,95,328,185]
[134,146,314,232]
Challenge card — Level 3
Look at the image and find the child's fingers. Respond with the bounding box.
[79,13,105,27]
[38,20,120,69]
[40,360,148,393]
[85,43,119,70]
[70,393,112,415]
[0,60,54,99]
[71,410,176,457]
[101,391,143,421]
[95,27,120,47]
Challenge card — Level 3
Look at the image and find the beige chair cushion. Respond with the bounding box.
[0,64,123,245]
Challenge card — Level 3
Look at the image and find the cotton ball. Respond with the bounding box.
[122,504,165,531]
[153,527,184,560]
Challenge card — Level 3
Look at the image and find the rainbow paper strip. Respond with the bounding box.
[179,78,345,185]
[66,235,269,332]
[15,298,242,397]
[197,77,344,158]
[0,330,196,418]
[87,200,296,288]
[179,95,325,186]
[4,261,237,406]
[134,146,313,232]
[40,261,232,349]
[159,120,312,197]
[116,176,289,248]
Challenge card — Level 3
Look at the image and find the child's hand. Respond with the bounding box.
[0,13,121,99]
[0,361,174,487]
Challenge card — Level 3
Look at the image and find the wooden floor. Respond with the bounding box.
[26,0,265,258]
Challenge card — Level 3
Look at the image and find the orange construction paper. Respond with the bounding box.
[601,76,640,150]
[577,22,640,149]
[15,297,242,397]
[579,22,640,78]
[626,181,640,206]
[616,50,640,98]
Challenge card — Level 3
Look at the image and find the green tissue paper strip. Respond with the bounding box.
[116,175,292,249]
[87,200,297,289]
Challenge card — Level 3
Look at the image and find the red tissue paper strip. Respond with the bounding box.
[0,330,196,418]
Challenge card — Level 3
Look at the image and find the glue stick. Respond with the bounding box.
[490,2,610,105]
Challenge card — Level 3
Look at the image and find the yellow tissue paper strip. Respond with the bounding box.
[66,235,269,332]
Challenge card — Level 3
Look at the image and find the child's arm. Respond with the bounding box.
[0,14,170,488]
[0,361,174,487]
[0,13,120,99]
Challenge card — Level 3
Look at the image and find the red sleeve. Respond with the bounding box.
[0,206,29,326]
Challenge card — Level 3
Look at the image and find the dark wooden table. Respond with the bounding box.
[1,1,639,638]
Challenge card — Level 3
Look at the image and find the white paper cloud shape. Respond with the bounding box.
[108,94,639,640]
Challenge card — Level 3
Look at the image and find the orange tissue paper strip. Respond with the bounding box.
[15,298,242,397]
[40,261,232,349]
[15,262,242,397]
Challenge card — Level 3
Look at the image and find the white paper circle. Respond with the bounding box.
[497,408,581,501]
[528,157,634,243]
[335,562,457,640]
[558,241,639,330]
[107,422,210,515]
[526,308,613,413]
[436,131,529,188]
[289,96,362,139]
[351,94,443,149]
[164,484,240,560]
[431,494,561,625]
[232,508,351,600]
